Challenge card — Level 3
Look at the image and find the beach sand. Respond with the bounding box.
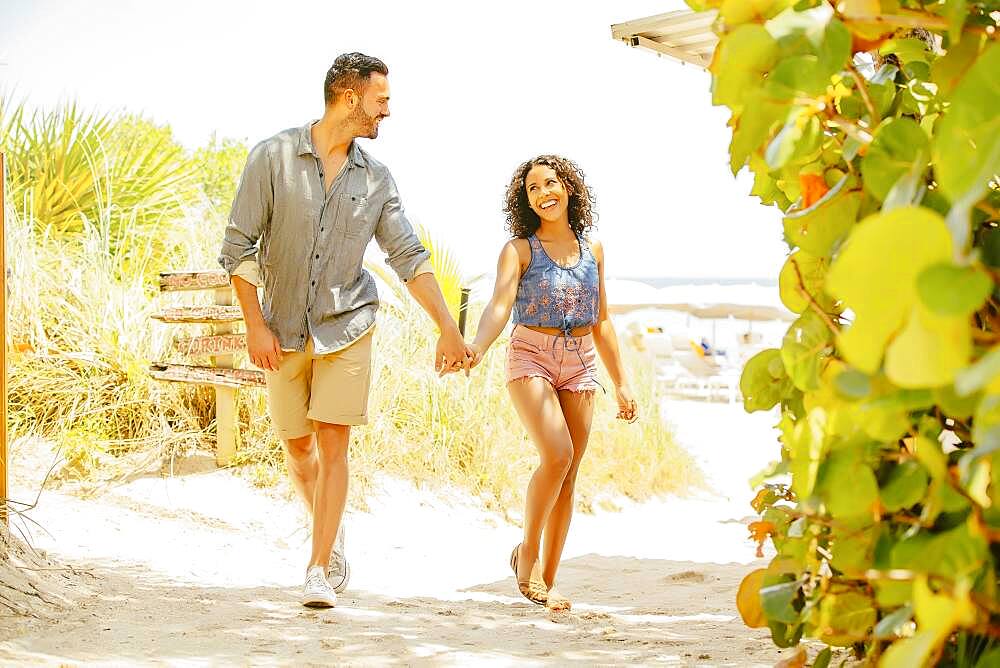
[0,399,804,666]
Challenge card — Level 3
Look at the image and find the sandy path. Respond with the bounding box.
[0,399,794,666]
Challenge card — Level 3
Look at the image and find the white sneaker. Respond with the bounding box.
[328,524,350,594]
[327,551,351,594]
[302,565,337,608]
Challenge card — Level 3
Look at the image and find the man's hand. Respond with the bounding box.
[246,324,283,372]
[435,326,471,377]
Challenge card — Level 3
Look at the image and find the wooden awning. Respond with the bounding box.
[610,9,718,69]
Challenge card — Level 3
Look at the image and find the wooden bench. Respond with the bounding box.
[149,270,263,466]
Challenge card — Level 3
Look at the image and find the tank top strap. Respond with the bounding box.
[528,235,543,251]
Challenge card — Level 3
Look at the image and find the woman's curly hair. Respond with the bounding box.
[503,155,597,239]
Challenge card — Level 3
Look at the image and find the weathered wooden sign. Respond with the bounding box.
[159,270,231,292]
[151,305,243,324]
[174,334,247,357]
[149,274,253,465]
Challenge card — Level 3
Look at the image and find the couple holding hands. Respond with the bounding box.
[219,52,637,611]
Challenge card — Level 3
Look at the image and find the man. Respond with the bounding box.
[219,52,470,607]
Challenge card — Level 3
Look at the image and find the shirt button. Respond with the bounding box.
[311,281,316,286]
[315,254,319,259]
[320,227,324,232]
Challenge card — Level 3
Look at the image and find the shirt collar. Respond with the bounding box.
[297,121,367,169]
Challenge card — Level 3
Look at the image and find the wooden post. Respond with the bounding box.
[213,287,237,466]
[458,287,471,337]
[1,153,7,526]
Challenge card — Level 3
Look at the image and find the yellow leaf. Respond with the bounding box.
[826,207,953,375]
[885,303,971,388]
[842,0,880,17]
[736,568,768,628]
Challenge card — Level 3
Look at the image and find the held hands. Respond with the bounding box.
[615,384,638,423]
[246,324,283,372]
[435,326,475,377]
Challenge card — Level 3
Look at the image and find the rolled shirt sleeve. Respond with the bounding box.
[374,175,432,283]
[231,259,263,287]
[218,142,273,277]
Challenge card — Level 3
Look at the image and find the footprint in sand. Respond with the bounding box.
[662,570,706,583]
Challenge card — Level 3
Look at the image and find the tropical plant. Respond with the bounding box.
[684,0,999,664]
[0,98,198,242]
[191,132,248,212]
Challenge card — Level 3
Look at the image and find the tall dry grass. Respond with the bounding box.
[4,99,699,511]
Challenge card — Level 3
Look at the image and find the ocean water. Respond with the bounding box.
[616,276,777,288]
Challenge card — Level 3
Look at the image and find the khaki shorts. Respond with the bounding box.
[264,329,374,439]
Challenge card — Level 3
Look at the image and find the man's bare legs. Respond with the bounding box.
[308,422,350,568]
[507,378,574,602]
[539,390,594,608]
[283,424,349,569]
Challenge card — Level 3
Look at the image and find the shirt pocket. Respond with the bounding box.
[335,193,375,239]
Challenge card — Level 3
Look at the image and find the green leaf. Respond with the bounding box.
[830,521,878,575]
[760,578,802,624]
[721,0,795,25]
[712,25,780,109]
[822,448,879,518]
[741,349,794,412]
[956,346,1000,397]
[813,646,832,668]
[826,207,955,376]
[931,32,984,99]
[933,385,979,419]
[781,311,833,391]
[766,55,831,99]
[893,520,989,579]
[878,38,932,65]
[778,250,834,314]
[729,91,790,174]
[913,435,948,481]
[880,631,941,668]
[881,461,930,512]
[782,178,861,256]
[861,118,929,202]
[885,302,972,388]
[790,407,828,499]
[916,263,992,317]
[767,619,803,648]
[818,19,850,75]
[766,112,823,169]
[933,42,1000,210]
[975,649,1000,668]
[815,590,877,646]
[833,367,872,399]
[972,393,1000,460]
[942,0,969,44]
[874,604,913,639]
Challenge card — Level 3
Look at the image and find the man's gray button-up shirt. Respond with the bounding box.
[219,122,431,354]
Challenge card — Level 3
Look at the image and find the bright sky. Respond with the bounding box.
[1,0,788,280]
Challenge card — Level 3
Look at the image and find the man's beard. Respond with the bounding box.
[351,106,381,139]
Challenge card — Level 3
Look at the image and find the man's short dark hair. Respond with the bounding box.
[323,53,389,105]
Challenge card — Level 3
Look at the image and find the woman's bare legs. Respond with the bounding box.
[540,389,595,608]
[507,377,575,597]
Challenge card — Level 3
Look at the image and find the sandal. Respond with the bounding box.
[510,543,547,606]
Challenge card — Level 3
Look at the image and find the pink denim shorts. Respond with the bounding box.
[506,325,600,392]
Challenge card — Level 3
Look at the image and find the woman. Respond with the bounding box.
[467,155,637,611]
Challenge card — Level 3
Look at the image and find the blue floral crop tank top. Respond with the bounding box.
[512,234,600,333]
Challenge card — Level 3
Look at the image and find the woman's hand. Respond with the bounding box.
[615,385,638,422]
[466,342,485,370]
